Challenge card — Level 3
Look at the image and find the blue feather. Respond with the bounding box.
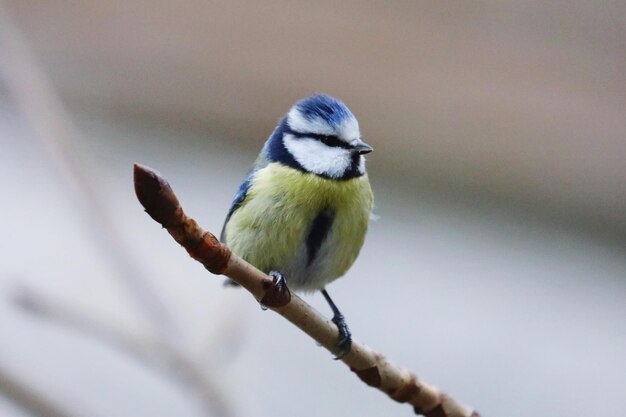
[295,94,354,127]
[265,117,302,171]
[220,174,253,241]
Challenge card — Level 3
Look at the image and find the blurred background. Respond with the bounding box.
[1,1,625,416]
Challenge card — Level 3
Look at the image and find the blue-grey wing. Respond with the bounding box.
[220,174,253,242]
[222,147,271,289]
[220,151,269,242]
[220,176,253,287]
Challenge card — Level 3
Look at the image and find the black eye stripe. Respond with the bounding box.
[318,135,346,148]
[286,129,351,149]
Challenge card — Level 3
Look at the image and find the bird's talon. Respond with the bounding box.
[260,271,291,308]
[270,271,287,294]
[331,314,352,359]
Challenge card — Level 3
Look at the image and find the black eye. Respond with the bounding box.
[320,135,344,148]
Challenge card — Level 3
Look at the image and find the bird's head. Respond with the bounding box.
[265,94,373,180]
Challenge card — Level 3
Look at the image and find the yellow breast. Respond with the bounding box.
[224,163,373,290]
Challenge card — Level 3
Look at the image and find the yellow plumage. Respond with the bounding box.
[224,162,373,291]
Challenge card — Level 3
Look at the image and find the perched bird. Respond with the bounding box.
[221,94,373,358]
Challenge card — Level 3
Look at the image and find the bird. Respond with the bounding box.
[220,94,373,358]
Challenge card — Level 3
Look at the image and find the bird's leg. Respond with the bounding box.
[321,289,352,359]
[260,270,291,309]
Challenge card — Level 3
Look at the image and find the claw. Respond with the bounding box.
[270,271,287,294]
[260,271,291,308]
[332,313,352,359]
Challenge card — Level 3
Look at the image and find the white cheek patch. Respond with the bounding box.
[283,134,352,178]
[287,108,335,135]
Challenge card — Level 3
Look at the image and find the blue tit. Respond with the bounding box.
[221,94,373,357]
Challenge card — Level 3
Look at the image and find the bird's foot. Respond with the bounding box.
[320,288,352,359]
[260,271,291,308]
[331,313,352,360]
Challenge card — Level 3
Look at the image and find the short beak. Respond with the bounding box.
[352,141,373,155]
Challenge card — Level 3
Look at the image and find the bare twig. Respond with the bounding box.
[199,300,247,364]
[0,0,177,341]
[11,286,238,417]
[0,365,79,417]
[134,163,480,417]
[0,7,246,416]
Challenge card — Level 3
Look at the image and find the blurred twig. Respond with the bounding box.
[199,298,247,365]
[134,163,480,417]
[11,285,238,417]
[0,4,247,417]
[0,366,78,417]
[0,0,177,342]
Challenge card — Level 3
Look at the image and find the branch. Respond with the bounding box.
[0,365,78,417]
[0,0,178,341]
[11,286,238,417]
[133,163,480,417]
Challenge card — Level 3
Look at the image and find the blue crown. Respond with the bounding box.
[294,94,355,127]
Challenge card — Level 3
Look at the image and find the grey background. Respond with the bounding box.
[1,2,625,416]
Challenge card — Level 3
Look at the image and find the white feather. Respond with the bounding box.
[337,118,360,143]
[287,108,335,135]
[283,134,352,178]
[287,108,361,143]
[356,155,366,175]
